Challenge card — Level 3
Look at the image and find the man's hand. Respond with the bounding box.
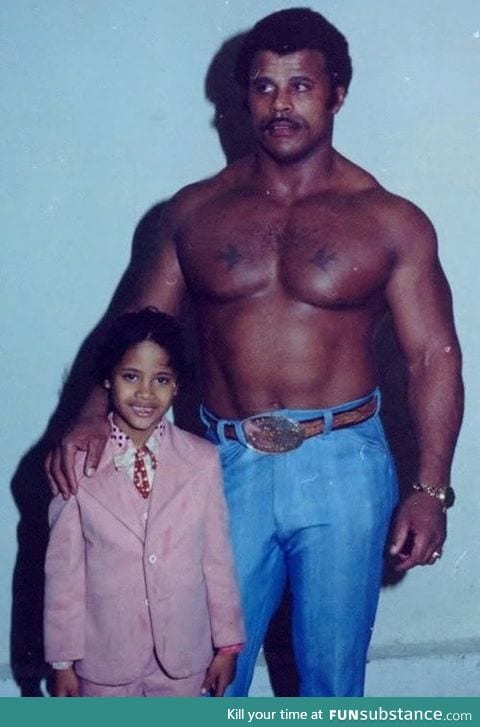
[54,666,80,697]
[389,492,446,571]
[45,416,110,499]
[201,652,237,697]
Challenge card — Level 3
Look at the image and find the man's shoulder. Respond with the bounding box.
[332,157,438,262]
[335,154,428,218]
[334,152,379,194]
[338,161,435,239]
[370,189,436,250]
[352,187,438,271]
[167,157,253,221]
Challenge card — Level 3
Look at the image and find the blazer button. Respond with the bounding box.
[148,554,157,564]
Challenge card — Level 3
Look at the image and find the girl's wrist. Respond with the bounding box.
[216,643,243,655]
[51,661,73,670]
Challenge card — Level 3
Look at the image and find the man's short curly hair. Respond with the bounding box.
[235,7,352,96]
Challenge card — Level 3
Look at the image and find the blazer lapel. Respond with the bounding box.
[81,440,146,542]
[146,422,200,527]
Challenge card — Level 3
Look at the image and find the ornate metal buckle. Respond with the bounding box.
[242,415,304,453]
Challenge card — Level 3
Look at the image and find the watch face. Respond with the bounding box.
[444,486,456,509]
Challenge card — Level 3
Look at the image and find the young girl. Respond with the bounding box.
[44,308,244,697]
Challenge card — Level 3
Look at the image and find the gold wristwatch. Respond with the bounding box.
[412,482,455,513]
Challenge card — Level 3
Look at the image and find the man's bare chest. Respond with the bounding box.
[176,198,392,308]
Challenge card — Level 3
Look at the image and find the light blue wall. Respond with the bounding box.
[2,0,479,687]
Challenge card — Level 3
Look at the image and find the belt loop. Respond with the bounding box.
[374,387,382,414]
[199,404,211,428]
[322,410,333,435]
[199,405,228,444]
[200,405,251,446]
[218,422,231,445]
[233,420,251,448]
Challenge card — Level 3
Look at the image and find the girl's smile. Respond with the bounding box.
[105,340,177,447]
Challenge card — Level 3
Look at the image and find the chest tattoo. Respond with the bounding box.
[217,243,243,271]
[311,247,336,270]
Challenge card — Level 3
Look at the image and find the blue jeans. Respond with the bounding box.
[201,390,398,696]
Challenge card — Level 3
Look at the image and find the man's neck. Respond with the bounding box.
[251,144,339,201]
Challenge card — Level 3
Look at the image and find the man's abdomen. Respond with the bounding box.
[198,298,380,418]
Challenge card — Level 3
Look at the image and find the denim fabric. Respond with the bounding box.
[201,390,398,697]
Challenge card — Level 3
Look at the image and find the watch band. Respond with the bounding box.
[412,482,455,512]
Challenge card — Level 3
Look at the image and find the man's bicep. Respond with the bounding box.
[385,241,459,366]
[132,236,187,314]
[111,231,187,316]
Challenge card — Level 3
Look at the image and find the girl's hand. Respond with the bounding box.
[201,652,237,697]
[54,666,80,697]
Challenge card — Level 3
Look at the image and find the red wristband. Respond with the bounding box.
[217,643,244,655]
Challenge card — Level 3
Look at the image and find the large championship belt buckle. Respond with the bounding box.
[242,415,304,453]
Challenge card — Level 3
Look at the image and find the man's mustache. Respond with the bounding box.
[261,116,303,132]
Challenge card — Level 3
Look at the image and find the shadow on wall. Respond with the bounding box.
[9,32,417,697]
[205,32,255,163]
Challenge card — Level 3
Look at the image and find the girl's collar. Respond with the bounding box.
[107,412,165,450]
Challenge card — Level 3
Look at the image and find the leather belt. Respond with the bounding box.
[223,397,377,454]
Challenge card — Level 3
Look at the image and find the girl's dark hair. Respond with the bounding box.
[235,7,352,99]
[96,308,185,382]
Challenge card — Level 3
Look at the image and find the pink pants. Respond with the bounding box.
[78,653,206,697]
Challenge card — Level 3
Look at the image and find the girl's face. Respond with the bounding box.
[105,340,177,447]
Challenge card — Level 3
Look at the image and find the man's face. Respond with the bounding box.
[247,49,345,164]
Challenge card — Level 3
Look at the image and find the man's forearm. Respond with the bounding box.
[407,346,464,486]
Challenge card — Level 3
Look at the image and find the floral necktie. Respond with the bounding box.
[133,445,157,498]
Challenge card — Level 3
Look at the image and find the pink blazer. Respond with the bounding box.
[44,422,244,685]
